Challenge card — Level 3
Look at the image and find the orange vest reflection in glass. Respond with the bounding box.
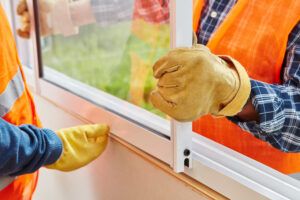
[193,0,300,174]
[0,6,40,199]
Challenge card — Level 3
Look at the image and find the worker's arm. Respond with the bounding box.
[228,22,300,152]
[150,22,300,153]
[0,117,62,176]
[0,116,109,176]
[229,80,300,152]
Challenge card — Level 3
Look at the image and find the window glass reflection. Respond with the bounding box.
[39,0,170,117]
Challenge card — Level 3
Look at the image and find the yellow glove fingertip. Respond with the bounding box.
[95,124,110,134]
[84,124,109,138]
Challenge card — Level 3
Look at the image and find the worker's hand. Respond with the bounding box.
[46,124,109,171]
[150,45,251,122]
[16,0,53,38]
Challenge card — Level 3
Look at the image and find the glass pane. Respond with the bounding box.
[38,0,170,117]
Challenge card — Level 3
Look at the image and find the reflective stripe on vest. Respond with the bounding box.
[0,69,25,117]
[0,177,15,191]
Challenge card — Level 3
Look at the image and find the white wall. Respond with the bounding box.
[33,95,266,200]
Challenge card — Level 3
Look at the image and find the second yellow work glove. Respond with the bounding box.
[150,45,251,122]
[46,124,109,171]
[16,0,54,38]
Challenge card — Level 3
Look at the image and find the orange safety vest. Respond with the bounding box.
[0,6,41,200]
[193,0,300,174]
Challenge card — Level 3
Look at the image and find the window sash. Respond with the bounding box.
[13,0,300,199]
[188,133,300,199]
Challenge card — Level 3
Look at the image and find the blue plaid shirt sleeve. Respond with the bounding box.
[229,23,300,152]
[198,0,300,152]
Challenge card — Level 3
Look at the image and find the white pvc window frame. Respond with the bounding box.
[3,0,300,199]
[170,1,300,199]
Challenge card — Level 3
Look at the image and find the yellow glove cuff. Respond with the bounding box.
[217,56,251,116]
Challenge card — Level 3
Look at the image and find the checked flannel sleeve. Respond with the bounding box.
[229,22,300,152]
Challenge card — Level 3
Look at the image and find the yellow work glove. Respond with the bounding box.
[46,124,109,171]
[150,45,251,122]
[16,0,53,38]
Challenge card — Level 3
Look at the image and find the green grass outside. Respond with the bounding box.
[42,22,169,117]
